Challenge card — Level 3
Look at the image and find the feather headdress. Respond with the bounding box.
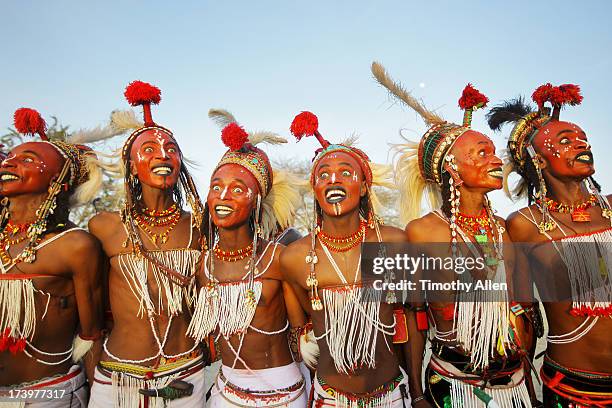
[486,84,583,201]
[209,109,301,239]
[371,61,489,223]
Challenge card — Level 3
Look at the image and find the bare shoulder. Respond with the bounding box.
[60,228,102,256]
[405,212,448,242]
[506,206,538,242]
[378,225,407,243]
[88,211,122,240]
[279,234,310,273]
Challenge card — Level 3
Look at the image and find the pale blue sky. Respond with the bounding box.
[2,0,611,217]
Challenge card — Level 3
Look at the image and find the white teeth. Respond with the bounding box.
[215,205,233,215]
[488,170,502,178]
[0,174,18,181]
[152,166,172,175]
[576,154,591,161]
[326,189,346,198]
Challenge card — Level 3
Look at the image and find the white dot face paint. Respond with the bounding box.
[246,188,253,199]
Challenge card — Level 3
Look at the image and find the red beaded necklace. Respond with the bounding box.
[317,220,367,253]
[537,194,597,222]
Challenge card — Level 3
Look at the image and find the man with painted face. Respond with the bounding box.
[0,108,105,406]
[88,81,207,407]
[281,110,411,407]
[186,109,306,406]
[488,84,612,407]
[372,62,534,408]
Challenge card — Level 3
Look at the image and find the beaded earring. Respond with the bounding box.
[306,200,323,311]
[527,145,555,233]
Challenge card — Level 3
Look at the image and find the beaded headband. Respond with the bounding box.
[310,143,373,187]
[417,123,469,184]
[418,84,489,184]
[289,111,374,186]
[213,122,274,196]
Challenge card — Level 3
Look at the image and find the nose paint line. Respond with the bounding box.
[220,186,228,200]
[331,173,336,184]
[576,137,591,149]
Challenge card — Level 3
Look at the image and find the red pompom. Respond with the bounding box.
[221,123,249,151]
[458,83,489,110]
[557,84,583,106]
[124,80,162,106]
[532,83,555,109]
[13,108,46,137]
[532,83,583,109]
[290,111,319,140]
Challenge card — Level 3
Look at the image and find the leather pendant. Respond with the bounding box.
[571,208,591,222]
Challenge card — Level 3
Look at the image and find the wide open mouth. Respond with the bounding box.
[325,186,347,204]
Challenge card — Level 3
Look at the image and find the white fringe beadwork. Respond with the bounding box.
[316,286,395,375]
[117,249,200,318]
[0,278,38,343]
[187,280,263,341]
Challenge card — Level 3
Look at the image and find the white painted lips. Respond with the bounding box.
[214,205,234,216]
[0,173,19,181]
[152,165,173,175]
[325,188,346,204]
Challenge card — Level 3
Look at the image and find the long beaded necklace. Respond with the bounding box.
[536,194,598,223]
[0,221,33,266]
[213,242,254,262]
[132,204,181,245]
[317,220,367,253]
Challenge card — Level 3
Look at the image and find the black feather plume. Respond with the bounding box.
[486,96,534,132]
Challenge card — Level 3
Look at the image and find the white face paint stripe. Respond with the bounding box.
[220,186,228,200]
[577,137,591,149]
[352,171,358,181]
[155,130,167,158]
[331,172,336,183]
[246,188,253,198]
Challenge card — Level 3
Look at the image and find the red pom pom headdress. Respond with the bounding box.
[208,109,301,241]
[210,109,285,197]
[14,108,48,140]
[458,83,489,128]
[289,111,373,187]
[507,83,583,166]
[120,80,174,162]
[11,107,92,188]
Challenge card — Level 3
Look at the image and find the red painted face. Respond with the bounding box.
[129,129,181,190]
[532,121,593,179]
[449,130,503,191]
[313,151,366,217]
[0,142,65,197]
[207,164,260,229]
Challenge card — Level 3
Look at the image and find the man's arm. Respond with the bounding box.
[69,231,105,385]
